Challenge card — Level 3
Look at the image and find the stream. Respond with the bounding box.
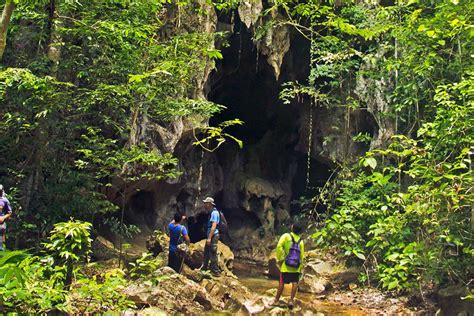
[234,262,369,315]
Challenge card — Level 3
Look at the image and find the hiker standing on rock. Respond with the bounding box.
[0,185,12,251]
[272,221,305,310]
[201,197,222,276]
[168,212,190,273]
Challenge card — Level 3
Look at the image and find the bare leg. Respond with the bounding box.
[272,273,284,305]
[289,282,298,305]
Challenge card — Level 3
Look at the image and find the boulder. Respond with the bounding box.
[92,236,140,263]
[200,273,264,313]
[304,261,333,276]
[92,236,118,261]
[330,269,360,289]
[124,267,219,313]
[135,307,166,316]
[182,265,204,283]
[124,266,266,314]
[146,230,170,256]
[185,239,234,271]
[267,252,280,279]
[299,274,329,294]
[437,285,474,316]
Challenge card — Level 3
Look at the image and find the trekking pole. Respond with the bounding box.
[179,255,185,273]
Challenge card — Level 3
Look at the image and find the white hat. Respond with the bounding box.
[202,197,215,205]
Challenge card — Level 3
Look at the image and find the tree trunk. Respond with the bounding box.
[0,0,15,61]
[46,0,62,77]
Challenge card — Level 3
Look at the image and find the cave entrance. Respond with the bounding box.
[206,11,335,236]
[187,213,209,243]
[126,190,156,228]
[208,13,298,146]
[223,207,262,239]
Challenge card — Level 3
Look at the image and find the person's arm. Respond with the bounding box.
[275,234,288,264]
[207,222,217,245]
[182,226,190,245]
[0,200,12,223]
[206,211,219,245]
[300,241,305,269]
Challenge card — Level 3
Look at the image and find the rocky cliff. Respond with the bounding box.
[111,1,380,260]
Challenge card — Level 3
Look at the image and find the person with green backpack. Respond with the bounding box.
[272,221,305,309]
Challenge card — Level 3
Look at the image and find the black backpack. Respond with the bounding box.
[218,211,228,234]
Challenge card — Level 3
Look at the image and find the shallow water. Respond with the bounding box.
[234,264,370,316]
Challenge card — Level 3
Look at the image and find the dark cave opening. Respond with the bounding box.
[127,190,156,227]
[207,13,336,228]
[208,13,306,146]
[208,49,273,145]
[221,206,263,245]
[187,213,209,243]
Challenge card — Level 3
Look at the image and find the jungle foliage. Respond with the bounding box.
[0,0,229,246]
[0,220,134,313]
[272,0,473,292]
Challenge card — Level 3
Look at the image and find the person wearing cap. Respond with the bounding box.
[201,197,221,276]
[0,185,12,251]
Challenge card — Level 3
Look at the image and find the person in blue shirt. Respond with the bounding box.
[201,197,221,276]
[0,185,12,251]
[168,212,190,273]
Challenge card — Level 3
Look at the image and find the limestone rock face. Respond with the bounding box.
[256,15,291,80]
[238,0,263,29]
[113,0,379,264]
[239,177,285,234]
[117,0,220,212]
[355,48,396,150]
[237,1,291,79]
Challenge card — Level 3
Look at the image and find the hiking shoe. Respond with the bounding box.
[270,301,282,307]
[211,271,221,277]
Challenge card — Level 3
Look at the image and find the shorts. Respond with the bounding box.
[280,272,300,284]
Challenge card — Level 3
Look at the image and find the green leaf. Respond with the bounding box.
[364,157,377,170]
[387,280,399,290]
[353,251,366,260]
